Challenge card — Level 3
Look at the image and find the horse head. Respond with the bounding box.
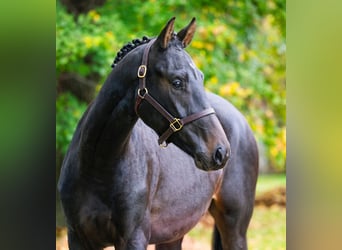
[136,17,230,171]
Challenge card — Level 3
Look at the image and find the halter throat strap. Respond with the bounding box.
[135,39,215,147]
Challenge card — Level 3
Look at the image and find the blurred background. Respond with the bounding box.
[56,0,286,249]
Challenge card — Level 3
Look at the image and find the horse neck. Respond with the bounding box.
[78,60,140,174]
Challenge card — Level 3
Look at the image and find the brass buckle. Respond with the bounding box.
[137,65,147,78]
[170,118,183,132]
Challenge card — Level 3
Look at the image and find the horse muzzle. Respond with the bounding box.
[194,144,230,171]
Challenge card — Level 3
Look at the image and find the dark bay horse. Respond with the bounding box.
[58,17,258,250]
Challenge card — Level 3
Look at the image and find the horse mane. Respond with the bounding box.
[111,36,152,68]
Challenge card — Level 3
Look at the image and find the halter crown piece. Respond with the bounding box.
[135,39,216,147]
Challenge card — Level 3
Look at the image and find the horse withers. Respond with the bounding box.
[58,17,258,250]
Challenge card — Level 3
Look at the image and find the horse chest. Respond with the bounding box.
[148,157,222,243]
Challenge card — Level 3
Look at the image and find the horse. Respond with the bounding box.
[58,17,258,250]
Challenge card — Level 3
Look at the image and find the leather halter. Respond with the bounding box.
[135,39,216,147]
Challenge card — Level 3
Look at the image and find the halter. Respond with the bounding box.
[135,39,216,147]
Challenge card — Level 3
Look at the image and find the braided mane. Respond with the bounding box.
[111,36,152,68]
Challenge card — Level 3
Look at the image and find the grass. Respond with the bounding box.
[187,173,286,249]
[249,173,286,249]
[255,173,286,195]
[248,206,286,250]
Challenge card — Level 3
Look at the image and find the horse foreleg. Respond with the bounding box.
[67,229,87,250]
[209,160,257,250]
[155,237,183,250]
[209,197,252,250]
[114,225,150,250]
[67,227,103,250]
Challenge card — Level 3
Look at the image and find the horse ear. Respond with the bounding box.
[177,17,196,48]
[155,17,176,49]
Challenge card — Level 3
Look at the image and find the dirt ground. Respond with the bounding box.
[254,186,286,207]
[56,187,285,250]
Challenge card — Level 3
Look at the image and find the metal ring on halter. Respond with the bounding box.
[159,141,168,148]
[137,88,148,98]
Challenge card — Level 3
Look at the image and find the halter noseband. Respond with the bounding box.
[135,39,216,147]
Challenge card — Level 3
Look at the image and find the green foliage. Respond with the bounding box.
[56,2,122,80]
[56,92,87,155]
[56,0,286,171]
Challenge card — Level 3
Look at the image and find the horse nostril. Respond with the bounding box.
[213,146,227,166]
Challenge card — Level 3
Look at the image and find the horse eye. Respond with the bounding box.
[171,79,183,89]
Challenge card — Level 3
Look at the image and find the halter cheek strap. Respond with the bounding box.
[135,39,215,147]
